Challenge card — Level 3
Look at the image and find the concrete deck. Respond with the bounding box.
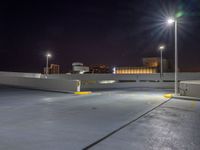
[0,86,199,150]
[91,99,200,150]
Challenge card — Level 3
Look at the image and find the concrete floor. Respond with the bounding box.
[0,86,199,150]
[91,99,200,150]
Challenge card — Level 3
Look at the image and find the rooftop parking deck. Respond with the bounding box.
[0,86,199,150]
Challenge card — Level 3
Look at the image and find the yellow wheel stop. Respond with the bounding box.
[164,93,173,99]
[74,91,92,95]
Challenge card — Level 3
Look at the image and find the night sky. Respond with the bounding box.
[0,0,200,73]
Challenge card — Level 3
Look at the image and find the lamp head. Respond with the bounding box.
[159,45,165,51]
[167,18,175,24]
[46,53,52,58]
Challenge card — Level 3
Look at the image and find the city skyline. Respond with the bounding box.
[0,0,200,72]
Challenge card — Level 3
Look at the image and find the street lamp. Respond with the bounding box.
[167,18,175,24]
[46,53,52,75]
[167,17,178,96]
[159,45,165,77]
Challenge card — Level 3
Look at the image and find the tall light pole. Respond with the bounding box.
[167,18,178,96]
[113,67,116,74]
[159,45,165,77]
[46,53,51,75]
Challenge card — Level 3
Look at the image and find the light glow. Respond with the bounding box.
[99,80,116,84]
[46,53,52,58]
[167,18,175,24]
[159,45,165,51]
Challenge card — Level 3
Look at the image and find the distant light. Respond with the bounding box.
[159,45,165,51]
[167,18,175,24]
[79,71,84,74]
[46,53,52,57]
[99,80,116,84]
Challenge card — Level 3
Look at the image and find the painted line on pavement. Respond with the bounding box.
[83,97,172,150]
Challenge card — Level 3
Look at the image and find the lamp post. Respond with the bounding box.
[159,45,165,77]
[113,67,116,74]
[46,53,51,75]
[167,18,178,96]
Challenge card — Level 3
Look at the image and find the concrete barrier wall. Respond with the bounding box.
[46,73,200,82]
[180,81,200,98]
[0,76,79,92]
[1,71,200,92]
[46,73,200,91]
[178,73,200,81]
[2,71,200,82]
[81,82,174,91]
[0,71,42,78]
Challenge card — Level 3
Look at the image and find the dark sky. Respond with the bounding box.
[0,0,200,73]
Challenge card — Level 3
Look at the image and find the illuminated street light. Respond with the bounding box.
[46,53,52,75]
[159,45,165,77]
[159,45,165,50]
[47,53,51,58]
[167,17,178,96]
[167,18,175,24]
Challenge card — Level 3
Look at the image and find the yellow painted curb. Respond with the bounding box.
[74,91,92,95]
[164,93,173,99]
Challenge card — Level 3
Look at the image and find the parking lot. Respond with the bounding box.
[0,86,199,150]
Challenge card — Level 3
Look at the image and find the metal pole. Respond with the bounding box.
[175,21,178,96]
[160,50,163,77]
[46,56,49,75]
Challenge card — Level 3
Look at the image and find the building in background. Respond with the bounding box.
[114,57,169,74]
[89,64,110,73]
[114,67,157,74]
[49,64,60,74]
[44,64,60,74]
[72,62,89,74]
[142,57,168,72]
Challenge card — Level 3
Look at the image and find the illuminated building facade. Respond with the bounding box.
[115,67,157,74]
[114,57,168,74]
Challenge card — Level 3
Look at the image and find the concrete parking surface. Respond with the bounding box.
[91,99,200,150]
[0,85,199,150]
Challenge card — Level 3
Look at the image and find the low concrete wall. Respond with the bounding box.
[0,71,42,78]
[0,76,79,92]
[1,71,200,92]
[47,73,200,91]
[81,82,174,91]
[46,72,200,82]
[180,80,200,98]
